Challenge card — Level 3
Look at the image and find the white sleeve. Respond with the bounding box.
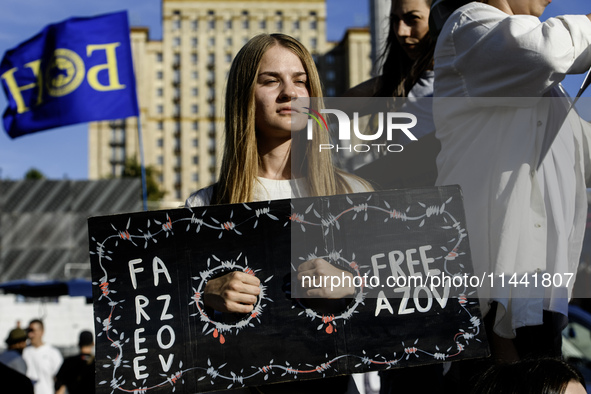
[185,185,214,207]
[436,4,591,97]
[342,173,373,193]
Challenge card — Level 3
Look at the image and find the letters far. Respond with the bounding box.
[1,42,126,114]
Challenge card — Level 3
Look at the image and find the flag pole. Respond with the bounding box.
[136,112,148,211]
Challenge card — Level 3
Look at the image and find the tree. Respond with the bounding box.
[118,157,166,201]
[24,168,46,180]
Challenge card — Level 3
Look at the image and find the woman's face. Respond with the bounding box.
[254,45,310,141]
[391,0,431,60]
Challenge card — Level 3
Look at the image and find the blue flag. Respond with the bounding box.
[0,11,138,139]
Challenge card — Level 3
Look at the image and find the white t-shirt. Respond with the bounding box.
[185,175,370,207]
[23,344,63,394]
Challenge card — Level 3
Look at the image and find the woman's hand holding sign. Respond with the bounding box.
[203,271,261,313]
[297,258,355,299]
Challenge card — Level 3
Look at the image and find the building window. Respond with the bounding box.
[192,71,198,80]
[309,13,318,30]
[327,70,335,81]
[243,19,249,29]
[193,173,199,182]
[175,189,182,200]
[226,20,232,29]
[192,138,198,148]
[156,52,163,62]
[173,37,181,47]
[326,54,335,65]
[209,122,216,132]
[157,121,163,130]
[191,53,198,65]
[225,53,232,63]
[174,138,181,151]
[191,20,198,31]
[157,156,164,165]
[172,19,181,30]
[173,70,180,83]
[293,20,300,30]
[157,138,163,147]
[327,87,336,97]
[173,104,180,116]
[226,37,232,47]
[158,174,163,183]
[156,71,163,79]
[174,122,181,133]
[173,53,180,65]
[208,86,215,100]
[191,37,198,48]
[193,156,199,165]
[277,20,283,30]
[157,105,163,114]
[208,37,215,47]
[173,87,180,99]
[208,104,215,116]
[192,87,198,96]
[260,20,266,29]
[208,19,215,29]
[310,38,317,49]
[156,88,163,97]
[192,104,198,114]
[192,121,199,130]
[208,53,215,65]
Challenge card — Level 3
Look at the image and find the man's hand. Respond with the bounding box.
[203,271,261,313]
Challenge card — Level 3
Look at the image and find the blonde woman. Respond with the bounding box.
[185,32,368,394]
[186,33,370,313]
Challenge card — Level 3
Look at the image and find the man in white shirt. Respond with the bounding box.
[433,0,591,373]
[22,319,63,394]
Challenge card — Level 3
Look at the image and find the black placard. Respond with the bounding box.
[88,186,489,393]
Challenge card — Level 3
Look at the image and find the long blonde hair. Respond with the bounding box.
[214,33,366,204]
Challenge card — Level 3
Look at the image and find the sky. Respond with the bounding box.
[0,0,589,180]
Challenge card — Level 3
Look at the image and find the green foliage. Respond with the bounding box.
[24,168,46,180]
[119,157,166,201]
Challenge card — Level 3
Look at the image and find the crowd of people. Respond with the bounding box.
[0,320,94,394]
[4,0,591,393]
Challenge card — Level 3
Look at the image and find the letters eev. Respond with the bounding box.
[0,11,138,138]
[128,257,177,380]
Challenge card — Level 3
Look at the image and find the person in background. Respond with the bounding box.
[0,327,28,375]
[22,319,63,394]
[432,0,591,391]
[346,0,440,189]
[55,330,95,394]
[186,33,371,393]
[470,358,586,394]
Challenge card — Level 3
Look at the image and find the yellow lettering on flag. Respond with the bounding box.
[86,43,125,91]
[1,60,43,114]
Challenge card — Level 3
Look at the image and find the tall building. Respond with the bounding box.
[318,27,372,97]
[88,0,328,206]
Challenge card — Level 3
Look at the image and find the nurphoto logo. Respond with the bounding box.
[305,108,419,153]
